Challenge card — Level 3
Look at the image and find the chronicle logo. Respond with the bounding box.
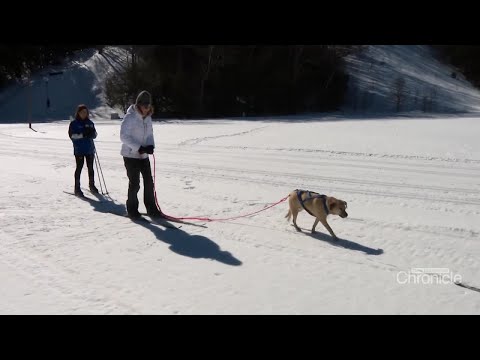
[396,268,462,285]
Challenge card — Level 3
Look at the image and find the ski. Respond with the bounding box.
[109,211,180,229]
[65,191,197,230]
[143,213,207,228]
[123,214,151,223]
[63,190,89,199]
[63,190,108,203]
[81,187,110,199]
[141,215,181,229]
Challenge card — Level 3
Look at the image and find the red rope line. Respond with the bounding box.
[152,154,289,222]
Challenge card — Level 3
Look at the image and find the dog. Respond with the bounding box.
[285,189,348,239]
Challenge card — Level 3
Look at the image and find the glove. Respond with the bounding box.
[145,145,154,154]
[138,146,147,154]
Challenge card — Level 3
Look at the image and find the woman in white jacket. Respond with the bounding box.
[120,91,162,219]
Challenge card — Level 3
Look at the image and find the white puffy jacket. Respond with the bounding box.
[120,105,155,159]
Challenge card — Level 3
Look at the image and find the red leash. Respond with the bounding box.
[151,154,289,222]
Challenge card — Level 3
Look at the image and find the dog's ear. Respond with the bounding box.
[327,197,337,211]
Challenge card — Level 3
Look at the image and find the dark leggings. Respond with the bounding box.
[75,154,95,188]
[123,157,158,214]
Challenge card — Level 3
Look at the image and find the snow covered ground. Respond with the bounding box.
[1,116,479,314]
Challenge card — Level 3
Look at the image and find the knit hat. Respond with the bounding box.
[135,90,152,107]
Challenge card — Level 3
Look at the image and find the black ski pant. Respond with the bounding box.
[75,154,95,190]
[123,157,159,215]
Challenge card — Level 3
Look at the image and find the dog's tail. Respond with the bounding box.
[285,209,292,221]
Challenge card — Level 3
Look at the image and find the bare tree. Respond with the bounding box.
[291,45,304,87]
[361,90,369,112]
[422,95,430,112]
[392,76,407,112]
[352,88,358,112]
[430,87,438,112]
[198,46,224,115]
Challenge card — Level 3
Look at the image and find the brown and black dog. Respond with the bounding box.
[285,189,348,239]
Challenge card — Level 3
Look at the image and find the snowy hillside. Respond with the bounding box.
[0,46,129,123]
[343,45,480,114]
[1,116,479,314]
[3,45,480,124]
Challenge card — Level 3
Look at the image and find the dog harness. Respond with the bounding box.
[296,189,329,216]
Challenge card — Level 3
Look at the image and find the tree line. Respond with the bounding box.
[105,45,362,117]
